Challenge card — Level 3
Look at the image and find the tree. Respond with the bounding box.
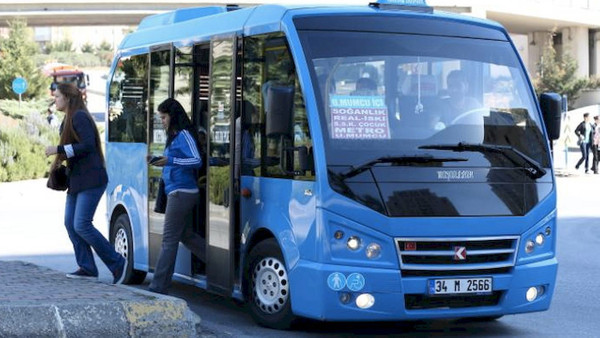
[96,40,112,53]
[533,31,588,108]
[80,42,94,53]
[46,38,74,53]
[0,19,49,100]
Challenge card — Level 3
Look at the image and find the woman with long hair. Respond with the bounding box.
[45,83,127,284]
[148,98,206,295]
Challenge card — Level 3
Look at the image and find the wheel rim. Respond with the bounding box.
[114,227,128,259]
[252,257,289,314]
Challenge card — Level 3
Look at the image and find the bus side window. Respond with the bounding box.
[108,55,148,143]
[243,33,314,181]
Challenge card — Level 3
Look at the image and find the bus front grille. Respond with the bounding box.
[396,236,519,277]
[405,292,503,310]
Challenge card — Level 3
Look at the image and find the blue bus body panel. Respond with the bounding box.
[290,256,557,320]
[240,176,317,269]
[137,6,227,30]
[105,142,149,271]
[120,4,509,51]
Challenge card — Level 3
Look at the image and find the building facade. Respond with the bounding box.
[2,0,600,106]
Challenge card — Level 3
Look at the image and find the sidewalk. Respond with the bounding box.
[0,260,201,337]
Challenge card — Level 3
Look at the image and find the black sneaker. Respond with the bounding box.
[113,258,128,284]
[66,268,97,279]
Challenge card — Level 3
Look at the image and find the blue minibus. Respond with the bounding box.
[106,0,562,328]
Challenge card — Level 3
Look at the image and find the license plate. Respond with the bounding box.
[428,277,492,295]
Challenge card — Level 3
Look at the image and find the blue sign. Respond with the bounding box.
[346,273,366,291]
[12,77,27,95]
[327,272,346,291]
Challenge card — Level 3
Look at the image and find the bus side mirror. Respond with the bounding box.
[281,145,312,176]
[540,92,562,141]
[266,85,294,139]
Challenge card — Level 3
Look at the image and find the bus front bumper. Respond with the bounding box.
[289,257,557,321]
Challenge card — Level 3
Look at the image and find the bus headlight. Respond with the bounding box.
[525,240,535,254]
[535,233,545,246]
[355,293,375,309]
[365,243,381,259]
[526,286,538,301]
[526,286,544,302]
[347,236,361,251]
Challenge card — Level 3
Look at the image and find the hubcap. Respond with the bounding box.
[114,227,128,259]
[252,257,289,314]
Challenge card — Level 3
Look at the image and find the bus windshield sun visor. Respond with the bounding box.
[419,142,547,179]
[339,155,468,179]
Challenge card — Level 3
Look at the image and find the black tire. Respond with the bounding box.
[110,213,147,285]
[245,238,296,329]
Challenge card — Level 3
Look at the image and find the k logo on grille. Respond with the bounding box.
[454,246,467,260]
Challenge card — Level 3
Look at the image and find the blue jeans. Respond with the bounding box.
[64,184,123,276]
[576,142,591,171]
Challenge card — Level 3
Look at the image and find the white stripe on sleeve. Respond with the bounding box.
[182,130,200,159]
[65,144,75,158]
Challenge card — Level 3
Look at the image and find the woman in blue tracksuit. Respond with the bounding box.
[148,98,206,294]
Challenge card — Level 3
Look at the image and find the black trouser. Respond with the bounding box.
[150,191,206,293]
[592,144,599,173]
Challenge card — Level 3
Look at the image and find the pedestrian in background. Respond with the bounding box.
[575,112,593,173]
[148,98,206,295]
[592,115,600,174]
[46,105,59,128]
[45,83,127,284]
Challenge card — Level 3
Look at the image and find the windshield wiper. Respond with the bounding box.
[419,142,546,179]
[339,155,467,179]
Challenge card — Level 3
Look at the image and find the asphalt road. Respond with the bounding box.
[1,155,599,336]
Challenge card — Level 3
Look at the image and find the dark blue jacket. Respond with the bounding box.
[58,110,108,194]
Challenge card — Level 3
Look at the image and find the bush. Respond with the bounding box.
[45,39,74,53]
[0,127,52,182]
[0,99,52,120]
[209,166,229,205]
[0,99,60,182]
[81,42,95,54]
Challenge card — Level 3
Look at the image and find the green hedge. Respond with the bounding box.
[0,99,51,120]
[0,100,60,182]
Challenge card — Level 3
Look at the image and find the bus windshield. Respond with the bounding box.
[299,30,551,170]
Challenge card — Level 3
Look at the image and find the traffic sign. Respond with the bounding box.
[12,77,28,95]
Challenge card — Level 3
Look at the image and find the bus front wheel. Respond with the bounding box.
[110,213,147,284]
[246,238,296,329]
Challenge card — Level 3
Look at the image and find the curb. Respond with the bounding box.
[0,261,201,337]
[0,292,201,337]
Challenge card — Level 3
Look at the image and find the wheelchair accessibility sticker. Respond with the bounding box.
[346,273,366,291]
[327,272,346,291]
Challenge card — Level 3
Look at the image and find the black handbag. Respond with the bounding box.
[47,164,68,191]
[154,178,168,213]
